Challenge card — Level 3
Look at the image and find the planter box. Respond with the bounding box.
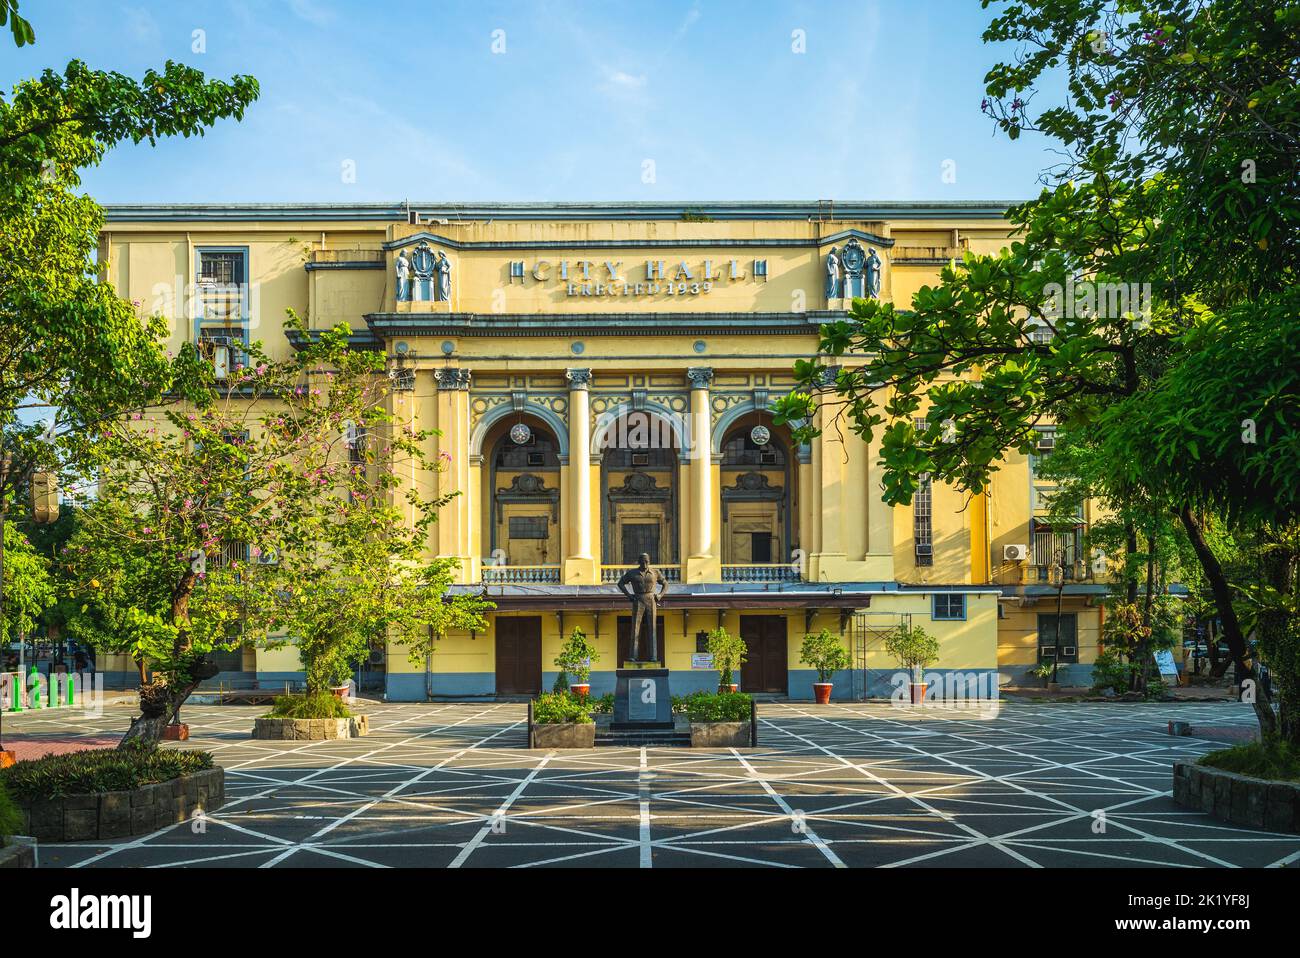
[530,721,595,749]
[252,716,367,740]
[0,838,36,868]
[690,721,752,748]
[1172,760,1300,833]
[16,768,224,844]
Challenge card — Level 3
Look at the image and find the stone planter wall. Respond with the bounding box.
[252,715,368,740]
[0,839,36,868]
[690,722,753,748]
[15,767,225,843]
[530,721,596,748]
[1172,760,1300,833]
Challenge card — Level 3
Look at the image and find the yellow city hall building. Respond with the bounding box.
[97,201,1109,699]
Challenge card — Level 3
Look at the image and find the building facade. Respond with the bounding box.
[96,201,1107,698]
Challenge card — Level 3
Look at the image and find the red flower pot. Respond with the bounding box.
[909,682,927,705]
[162,723,190,741]
[0,750,16,769]
[330,685,350,700]
[718,684,738,694]
[813,682,833,704]
[570,683,590,700]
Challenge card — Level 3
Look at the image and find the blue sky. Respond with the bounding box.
[1,0,1059,203]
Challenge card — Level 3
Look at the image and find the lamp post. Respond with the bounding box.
[1048,549,1066,690]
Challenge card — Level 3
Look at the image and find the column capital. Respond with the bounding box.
[565,367,593,390]
[686,366,714,390]
[434,367,471,391]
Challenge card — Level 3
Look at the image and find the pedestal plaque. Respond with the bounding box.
[612,668,673,731]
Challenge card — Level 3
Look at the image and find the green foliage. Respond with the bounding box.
[265,693,352,719]
[0,781,22,840]
[685,692,753,723]
[1199,738,1300,783]
[1090,650,1138,696]
[531,691,593,725]
[883,624,940,673]
[3,1,35,47]
[0,521,54,641]
[554,627,599,685]
[704,626,747,685]
[588,692,614,714]
[798,628,853,683]
[552,669,569,694]
[0,742,213,800]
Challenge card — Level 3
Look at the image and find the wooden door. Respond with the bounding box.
[495,616,542,695]
[740,615,788,693]
[621,523,661,564]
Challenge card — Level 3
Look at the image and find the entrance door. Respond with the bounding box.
[740,615,788,693]
[617,616,667,666]
[621,523,661,564]
[495,616,542,695]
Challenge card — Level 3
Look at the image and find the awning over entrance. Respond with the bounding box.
[448,583,885,612]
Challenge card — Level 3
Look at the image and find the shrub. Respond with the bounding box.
[552,669,570,694]
[265,692,352,719]
[883,624,940,674]
[800,628,854,683]
[705,627,747,686]
[554,627,600,685]
[532,692,593,725]
[686,692,753,723]
[1091,650,1138,695]
[671,691,708,714]
[0,782,22,841]
[1198,738,1300,782]
[588,693,615,714]
[0,743,214,802]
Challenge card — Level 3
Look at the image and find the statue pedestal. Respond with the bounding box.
[611,668,673,731]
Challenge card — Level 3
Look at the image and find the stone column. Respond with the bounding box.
[434,366,473,583]
[563,368,598,584]
[685,367,718,582]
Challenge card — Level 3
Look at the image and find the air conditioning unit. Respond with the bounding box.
[915,543,933,557]
[1061,646,1077,658]
[1003,544,1030,561]
[256,547,279,565]
[1036,433,1056,452]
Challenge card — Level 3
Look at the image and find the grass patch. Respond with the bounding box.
[264,692,352,719]
[685,691,753,723]
[1198,738,1300,782]
[0,743,214,802]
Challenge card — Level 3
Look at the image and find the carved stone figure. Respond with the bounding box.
[825,247,842,300]
[865,247,882,298]
[841,238,866,298]
[436,251,452,302]
[395,250,411,302]
[617,553,669,663]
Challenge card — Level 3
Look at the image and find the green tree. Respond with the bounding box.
[0,520,53,642]
[774,0,1299,737]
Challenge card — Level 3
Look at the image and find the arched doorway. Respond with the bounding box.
[597,409,682,580]
[480,415,562,579]
[719,414,796,576]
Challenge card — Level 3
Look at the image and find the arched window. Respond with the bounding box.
[599,411,680,576]
[719,418,795,571]
[484,420,562,570]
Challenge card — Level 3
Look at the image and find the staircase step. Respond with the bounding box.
[595,732,692,748]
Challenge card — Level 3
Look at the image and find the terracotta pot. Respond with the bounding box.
[0,750,16,769]
[330,685,350,700]
[909,682,927,705]
[570,683,590,700]
[718,684,738,694]
[162,723,190,741]
[813,682,833,704]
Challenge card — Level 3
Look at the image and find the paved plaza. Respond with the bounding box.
[6,700,1299,868]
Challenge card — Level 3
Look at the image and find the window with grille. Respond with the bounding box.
[932,593,966,620]
[196,249,248,327]
[508,516,549,539]
[1037,613,1078,662]
[914,473,933,565]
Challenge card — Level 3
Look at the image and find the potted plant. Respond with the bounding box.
[705,627,747,693]
[686,691,754,747]
[884,623,940,704]
[554,627,599,701]
[799,629,853,703]
[1029,661,1055,689]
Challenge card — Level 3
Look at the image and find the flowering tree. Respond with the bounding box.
[65,315,483,744]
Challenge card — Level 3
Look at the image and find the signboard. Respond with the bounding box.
[1153,649,1180,679]
[691,653,715,670]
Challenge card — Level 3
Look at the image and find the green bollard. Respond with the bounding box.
[10,672,21,712]
[68,673,76,706]
[28,666,41,709]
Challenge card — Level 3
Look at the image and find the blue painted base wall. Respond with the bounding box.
[386,672,496,700]
[998,664,1096,688]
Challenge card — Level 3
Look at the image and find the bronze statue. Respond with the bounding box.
[617,553,669,663]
